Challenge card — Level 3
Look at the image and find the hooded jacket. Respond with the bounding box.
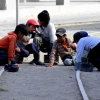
[0,31,17,61]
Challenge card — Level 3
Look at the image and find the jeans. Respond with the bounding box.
[0,49,8,65]
[63,53,76,66]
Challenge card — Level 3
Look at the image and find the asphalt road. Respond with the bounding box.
[0,20,100,38]
[56,22,100,31]
[56,22,100,40]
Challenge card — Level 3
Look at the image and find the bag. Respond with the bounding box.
[74,58,94,72]
[40,37,50,53]
[4,64,19,72]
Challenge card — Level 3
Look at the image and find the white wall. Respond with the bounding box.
[39,0,55,1]
[70,0,100,1]
[39,0,100,1]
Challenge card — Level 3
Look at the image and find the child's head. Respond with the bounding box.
[56,28,67,43]
[14,24,28,39]
[73,31,88,43]
[26,19,39,33]
[38,10,50,26]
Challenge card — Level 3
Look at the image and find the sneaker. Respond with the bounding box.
[53,61,58,65]
[29,59,35,64]
[35,61,45,66]
[29,60,45,66]
[97,68,100,71]
[14,54,23,64]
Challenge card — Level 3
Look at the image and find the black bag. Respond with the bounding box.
[4,64,19,72]
[40,37,50,53]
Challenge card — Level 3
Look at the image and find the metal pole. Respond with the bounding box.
[16,0,19,26]
[24,0,26,3]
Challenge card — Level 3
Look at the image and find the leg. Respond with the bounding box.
[71,53,76,65]
[14,48,29,63]
[25,43,39,62]
[63,58,73,66]
[33,36,42,50]
[89,58,100,70]
[20,48,30,57]
[63,54,73,66]
[88,42,100,70]
[25,43,45,65]
[0,50,8,65]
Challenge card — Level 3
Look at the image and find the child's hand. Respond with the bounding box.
[15,47,21,52]
[46,63,53,67]
[22,37,29,43]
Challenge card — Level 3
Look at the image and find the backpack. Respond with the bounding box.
[40,37,50,53]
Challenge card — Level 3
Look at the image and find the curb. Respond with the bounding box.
[55,21,100,27]
[0,67,4,76]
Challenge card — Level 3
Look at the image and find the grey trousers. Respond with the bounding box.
[33,36,42,50]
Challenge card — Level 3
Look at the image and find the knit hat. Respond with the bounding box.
[38,10,50,25]
[73,31,88,42]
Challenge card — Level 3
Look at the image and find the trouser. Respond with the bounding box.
[33,36,42,50]
[63,53,76,66]
[33,36,52,54]
[0,49,8,65]
[88,42,100,70]
[19,43,39,62]
[33,36,59,63]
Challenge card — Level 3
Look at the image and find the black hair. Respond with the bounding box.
[14,24,28,36]
[38,10,50,25]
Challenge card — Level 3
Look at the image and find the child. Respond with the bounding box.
[0,24,28,65]
[46,28,76,67]
[16,19,45,65]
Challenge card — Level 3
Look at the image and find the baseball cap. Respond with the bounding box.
[26,19,39,27]
[56,28,66,36]
[73,31,88,43]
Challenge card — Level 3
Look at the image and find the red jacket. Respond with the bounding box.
[0,31,17,61]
